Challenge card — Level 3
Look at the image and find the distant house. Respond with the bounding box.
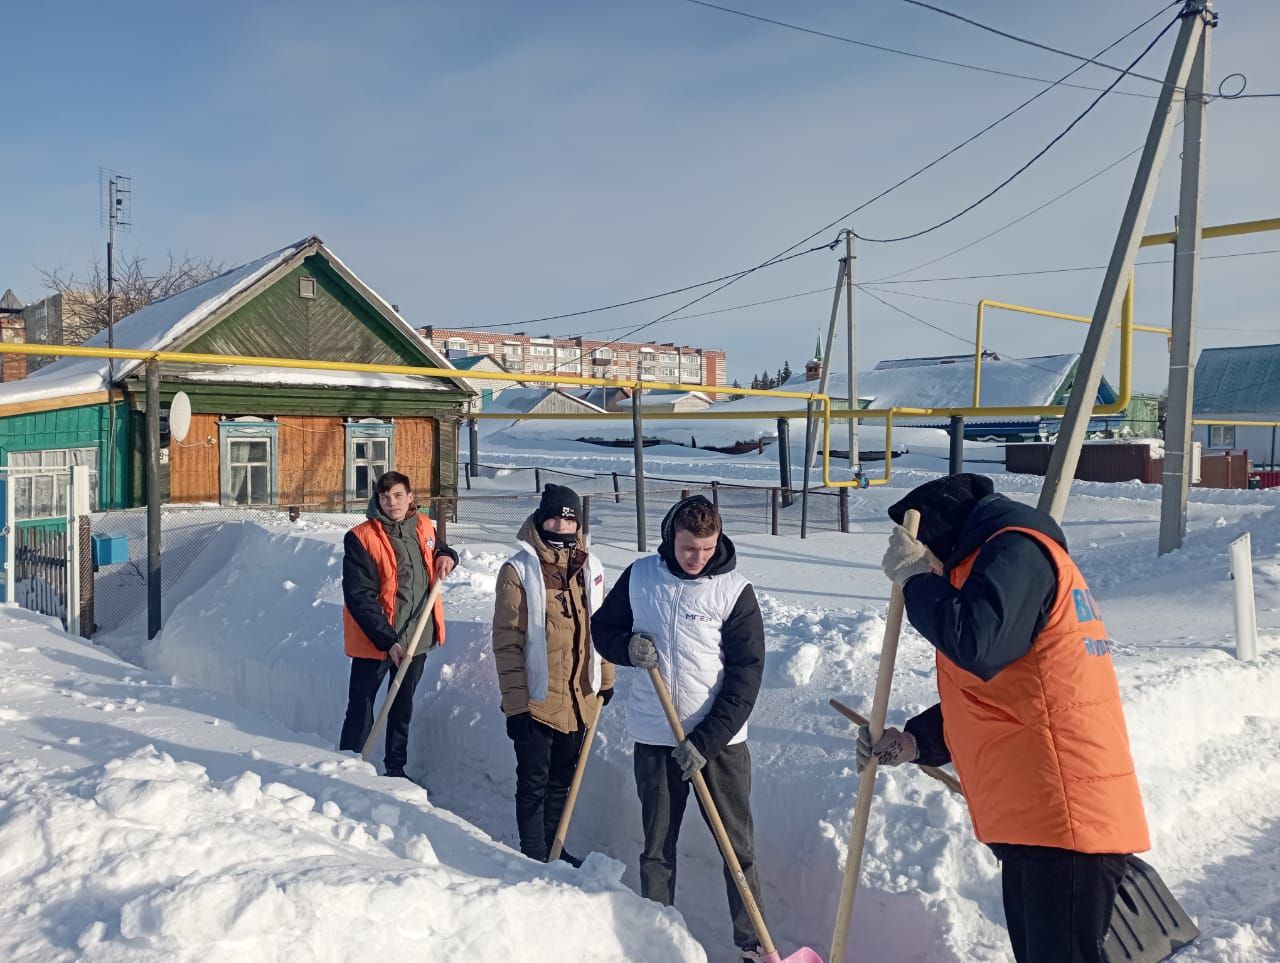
[1193,343,1280,468]
[617,389,712,414]
[0,236,473,519]
[568,386,633,412]
[447,353,518,409]
[848,352,1129,441]
[481,387,606,421]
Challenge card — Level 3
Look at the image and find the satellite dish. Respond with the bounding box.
[169,391,192,444]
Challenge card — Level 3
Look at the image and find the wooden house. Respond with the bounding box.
[0,236,473,518]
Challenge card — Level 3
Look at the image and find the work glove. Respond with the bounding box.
[628,632,659,669]
[505,711,535,742]
[880,525,936,587]
[671,739,707,782]
[856,724,918,773]
[599,688,614,707]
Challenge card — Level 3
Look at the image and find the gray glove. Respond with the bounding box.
[671,739,706,781]
[628,632,658,669]
[880,525,936,586]
[856,724,918,773]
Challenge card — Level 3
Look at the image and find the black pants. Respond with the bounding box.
[990,843,1128,963]
[509,717,584,861]
[338,654,426,772]
[634,742,763,950]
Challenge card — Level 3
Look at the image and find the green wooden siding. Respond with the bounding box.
[124,382,469,418]
[0,402,130,510]
[184,256,445,376]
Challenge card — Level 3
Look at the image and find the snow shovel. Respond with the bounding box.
[548,693,605,862]
[647,666,824,963]
[829,508,920,963]
[829,705,1198,963]
[361,578,445,762]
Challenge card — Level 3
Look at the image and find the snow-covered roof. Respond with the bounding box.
[0,237,469,407]
[616,389,711,406]
[857,353,1081,410]
[1194,343,1280,416]
[482,387,605,415]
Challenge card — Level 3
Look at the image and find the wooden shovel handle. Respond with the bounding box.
[361,577,445,762]
[647,666,777,958]
[827,698,963,796]
[830,508,919,963]
[548,694,605,862]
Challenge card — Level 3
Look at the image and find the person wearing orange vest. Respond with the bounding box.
[339,470,457,780]
[866,474,1149,963]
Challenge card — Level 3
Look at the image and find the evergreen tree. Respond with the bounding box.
[781,360,793,383]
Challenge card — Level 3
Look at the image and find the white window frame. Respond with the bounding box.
[1208,424,1236,449]
[346,420,396,504]
[7,448,98,520]
[218,418,279,506]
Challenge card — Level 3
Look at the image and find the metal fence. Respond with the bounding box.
[85,473,861,638]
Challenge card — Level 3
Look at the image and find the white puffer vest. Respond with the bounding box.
[506,542,605,701]
[625,553,752,748]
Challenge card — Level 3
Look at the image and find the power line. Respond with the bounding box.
[448,244,828,331]
[548,236,840,370]
[552,246,1280,339]
[870,248,1280,285]
[867,140,1147,283]
[859,286,974,346]
[895,0,1178,89]
[447,3,1183,340]
[678,0,1158,99]
[853,10,1181,244]
[858,286,974,307]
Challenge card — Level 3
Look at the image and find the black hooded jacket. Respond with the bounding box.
[591,496,766,760]
[902,493,1064,767]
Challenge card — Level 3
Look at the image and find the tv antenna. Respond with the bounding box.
[99,167,131,510]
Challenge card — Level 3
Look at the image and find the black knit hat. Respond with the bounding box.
[537,483,580,525]
[887,473,995,561]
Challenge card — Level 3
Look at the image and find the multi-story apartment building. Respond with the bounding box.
[420,327,727,397]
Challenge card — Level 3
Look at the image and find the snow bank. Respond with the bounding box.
[82,467,1280,961]
[0,610,704,962]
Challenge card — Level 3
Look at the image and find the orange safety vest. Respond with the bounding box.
[342,514,446,660]
[938,525,1149,854]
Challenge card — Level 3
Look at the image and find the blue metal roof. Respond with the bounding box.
[1194,343,1280,416]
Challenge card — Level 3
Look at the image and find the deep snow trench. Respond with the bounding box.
[83,477,1280,962]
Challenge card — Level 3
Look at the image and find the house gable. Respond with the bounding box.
[180,254,446,378]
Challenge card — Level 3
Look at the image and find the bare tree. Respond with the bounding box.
[38,252,225,346]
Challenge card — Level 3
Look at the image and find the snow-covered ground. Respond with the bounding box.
[3,450,1280,961]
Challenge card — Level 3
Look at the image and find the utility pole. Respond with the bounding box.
[806,255,848,470]
[1159,22,1212,555]
[1038,3,1214,522]
[146,360,162,640]
[632,386,647,552]
[844,230,859,469]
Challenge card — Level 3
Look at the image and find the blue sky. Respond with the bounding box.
[2,0,1277,391]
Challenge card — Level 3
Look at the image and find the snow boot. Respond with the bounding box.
[738,945,766,963]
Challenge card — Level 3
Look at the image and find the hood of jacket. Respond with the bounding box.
[517,513,581,564]
[944,493,1068,572]
[657,494,737,580]
[366,491,420,535]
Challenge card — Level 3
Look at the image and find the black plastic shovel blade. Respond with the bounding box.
[1104,856,1199,963]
